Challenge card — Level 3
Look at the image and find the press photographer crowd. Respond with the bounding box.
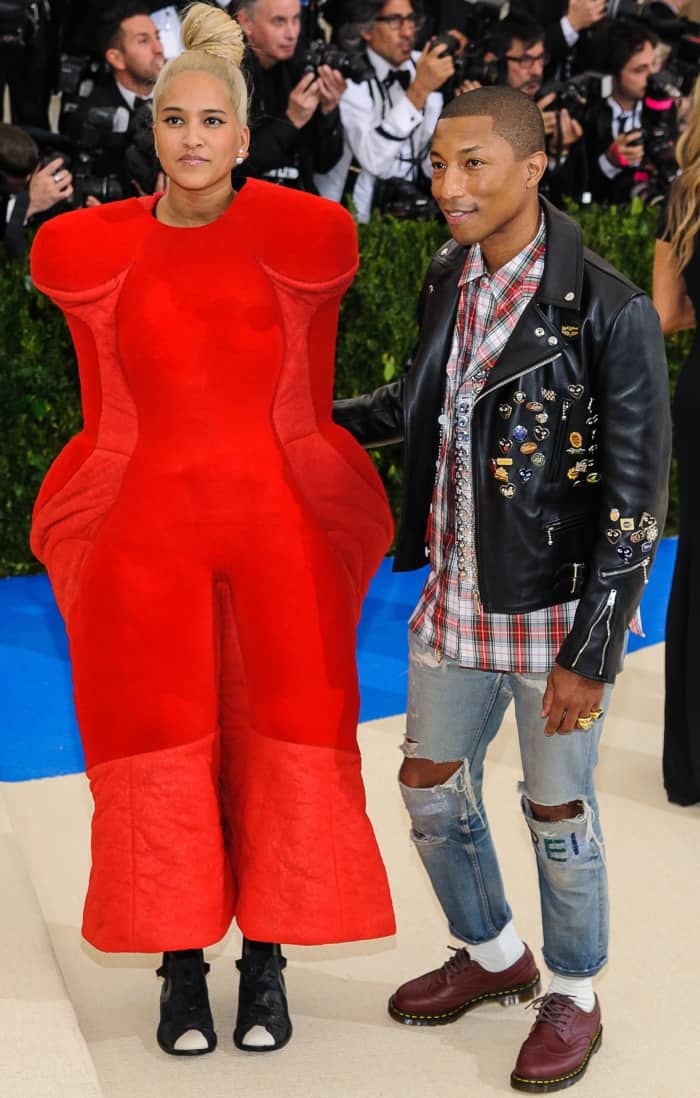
[0,0,698,256]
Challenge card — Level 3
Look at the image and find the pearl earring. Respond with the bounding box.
[235,156,244,164]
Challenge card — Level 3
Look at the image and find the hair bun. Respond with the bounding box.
[181,2,245,68]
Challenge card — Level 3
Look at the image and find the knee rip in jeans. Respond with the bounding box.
[520,791,606,868]
[400,758,485,840]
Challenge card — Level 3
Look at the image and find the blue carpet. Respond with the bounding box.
[0,539,677,782]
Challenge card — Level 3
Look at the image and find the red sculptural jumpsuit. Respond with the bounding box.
[30,179,395,952]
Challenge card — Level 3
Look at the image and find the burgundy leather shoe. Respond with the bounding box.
[388,945,541,1026]
[510,993,603,1092]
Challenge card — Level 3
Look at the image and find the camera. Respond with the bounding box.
[372,177,437,220]
[641,73,680,189]
[457,44,503,86]
[300,39,373,83]
[605,0,640,17]
[538,72,613,125]
[430,31,460,60]
[37,147,123,209]
[58,54,107,99]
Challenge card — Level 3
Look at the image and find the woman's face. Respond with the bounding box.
[154,69,249,192]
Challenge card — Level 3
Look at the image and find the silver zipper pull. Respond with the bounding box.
[642,558,649,585]
[547,526,554,547]
[571,562,581,594]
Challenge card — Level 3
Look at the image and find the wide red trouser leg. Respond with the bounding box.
[217,520,395,946]
[68,534,235,953]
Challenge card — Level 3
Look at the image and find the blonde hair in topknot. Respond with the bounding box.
[153,2,248,126]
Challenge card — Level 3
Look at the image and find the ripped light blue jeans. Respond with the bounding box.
[401,631,614,978]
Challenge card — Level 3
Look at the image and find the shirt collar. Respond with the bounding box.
[459,212,546,291]
[606,96,641,123]
[366,46,413,84]
[116,81,153,110]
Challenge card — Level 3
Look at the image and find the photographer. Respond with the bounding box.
[528,0,607,79]
[0,1,56,129]
[233,0,346,192]
[58,3,164,199]
[457,16,585,202]
[0,122,72,259]
[315,0,453,221]
[580,17,661,203]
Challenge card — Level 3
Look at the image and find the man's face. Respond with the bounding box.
[237,0,301,66]
[109,15,164,85]
[430,115,543,249]
[362,0,418,68]
[504,37,546,98]
[615,41,655,103]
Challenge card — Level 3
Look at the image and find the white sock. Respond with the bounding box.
[241,1025,275,1048]
[173,1029,210,1051]
[547,973,596,1012]
[466,921,526,973]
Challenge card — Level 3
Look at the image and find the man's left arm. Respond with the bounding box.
[555,293,671,685]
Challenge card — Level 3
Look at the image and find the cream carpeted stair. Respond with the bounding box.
[0,788,104,1098]
[3,643,700,1097]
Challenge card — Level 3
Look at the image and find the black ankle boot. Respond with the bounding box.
[156,949,217,1056]
[233,939,292,1052]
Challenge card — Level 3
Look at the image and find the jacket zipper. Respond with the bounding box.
[571,562,583,594]
[600,558,650,584]
[472,353,563,605]
[545,513,588,546]
[572,589,617,675]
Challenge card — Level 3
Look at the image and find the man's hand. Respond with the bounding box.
[539,98,584,151]
[455,78,482,96]
[406,39,456,111]
[606,129,644,168]
[541,664,605,736]
[26,157,73,219]
[567,0,606,32]
[316,64,346,115]
[131,170,167,197]
[538,93,559,138]
[286,72,322,128]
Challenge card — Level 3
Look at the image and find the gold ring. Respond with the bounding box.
[575,709,604,731]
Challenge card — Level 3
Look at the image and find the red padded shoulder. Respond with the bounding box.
[30,198,150,296]
[239,179,358,285]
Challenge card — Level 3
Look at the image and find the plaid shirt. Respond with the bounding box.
[410,217,581,672]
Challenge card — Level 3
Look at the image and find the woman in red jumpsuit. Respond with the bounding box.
[30,3,394,1058]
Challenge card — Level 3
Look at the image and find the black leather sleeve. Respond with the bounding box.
[556,292,671,682]
[332,378,405,447]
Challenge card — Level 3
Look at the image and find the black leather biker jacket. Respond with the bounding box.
[333,198,671,683]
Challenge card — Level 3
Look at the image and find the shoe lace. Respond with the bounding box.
[442,946,473,977]
[528,993,577,1037]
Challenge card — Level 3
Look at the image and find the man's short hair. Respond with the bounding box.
[0,123,39,177]
[439,85,546,158]
[97,3,152,57]
[485,15,545,59]
[588,17,658,78]
[339,0,421,49]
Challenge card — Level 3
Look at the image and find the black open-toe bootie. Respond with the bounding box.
[233,939,292,1052]
[156,948,217,1056]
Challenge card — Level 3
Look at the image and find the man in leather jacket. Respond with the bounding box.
[334,85,670,1092]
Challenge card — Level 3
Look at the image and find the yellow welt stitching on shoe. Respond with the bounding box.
[511,1028,602,1086]
[393,977,540,1021]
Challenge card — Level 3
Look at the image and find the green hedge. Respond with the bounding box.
[0,200,691,576]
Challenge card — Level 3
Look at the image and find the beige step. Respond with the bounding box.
[0,783,104,1098]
